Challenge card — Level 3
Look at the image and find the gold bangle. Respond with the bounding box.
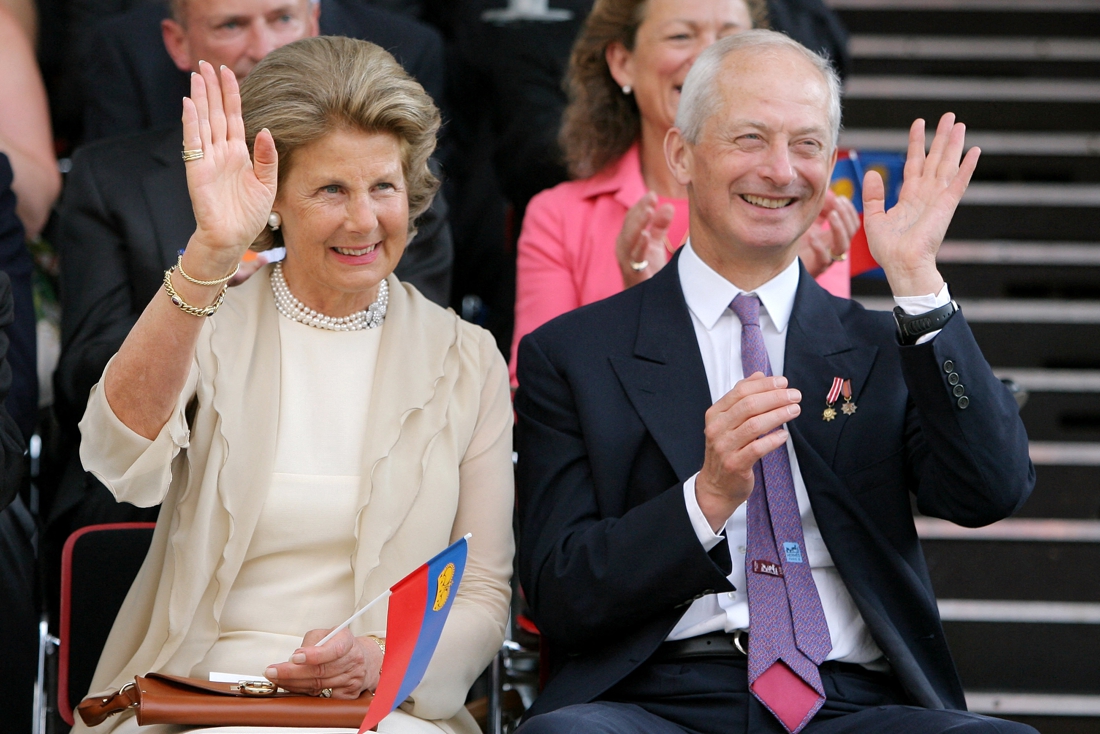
[177,254,240,286]
[367,635,386,657]
[163,266,226,317]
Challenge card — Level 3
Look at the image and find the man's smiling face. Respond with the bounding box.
[679,46,837,264]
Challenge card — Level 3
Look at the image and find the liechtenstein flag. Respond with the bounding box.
[830,150,876,277]
[833,149,907,278]
[359,537,469,733]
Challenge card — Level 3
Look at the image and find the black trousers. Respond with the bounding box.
[517,658,1038,734]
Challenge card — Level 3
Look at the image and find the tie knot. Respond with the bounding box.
[731,293,761,327]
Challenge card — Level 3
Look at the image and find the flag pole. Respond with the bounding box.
[316,590,392,647]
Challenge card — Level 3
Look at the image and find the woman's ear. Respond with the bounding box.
[605,41,635,91]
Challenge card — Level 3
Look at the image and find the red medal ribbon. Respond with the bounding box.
[826,377,843,404]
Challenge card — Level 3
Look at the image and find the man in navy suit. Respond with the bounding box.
[514,31,1035,734]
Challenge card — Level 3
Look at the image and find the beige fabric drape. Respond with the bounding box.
[74,268,514,734]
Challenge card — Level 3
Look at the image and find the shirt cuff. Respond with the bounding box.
[683,473,726,551]
[893,283,952,345]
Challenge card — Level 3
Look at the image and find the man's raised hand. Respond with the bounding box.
[863,112,980,297]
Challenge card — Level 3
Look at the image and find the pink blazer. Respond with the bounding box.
[511,144,850,384]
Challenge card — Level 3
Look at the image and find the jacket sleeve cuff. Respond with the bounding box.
[78,356,196,507]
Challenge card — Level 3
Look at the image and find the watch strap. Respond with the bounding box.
[893,300,958,345]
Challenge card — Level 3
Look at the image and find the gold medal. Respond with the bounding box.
[823,407,837,421]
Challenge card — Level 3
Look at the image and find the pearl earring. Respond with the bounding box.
[622,84,632,95]
[268,212,281,230]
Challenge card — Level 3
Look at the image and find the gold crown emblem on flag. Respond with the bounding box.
[433,563,456,611]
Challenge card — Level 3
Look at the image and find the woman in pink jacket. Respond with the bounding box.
[511,0,858,383]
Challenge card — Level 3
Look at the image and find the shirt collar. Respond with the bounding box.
[678,240,800,332]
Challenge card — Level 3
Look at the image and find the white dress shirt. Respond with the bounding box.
[668,242,950,668]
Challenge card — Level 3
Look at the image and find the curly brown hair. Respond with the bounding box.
[559,0,767,179]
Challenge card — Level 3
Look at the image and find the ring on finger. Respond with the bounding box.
[182,148,204,162]
[319,688,333,698]
[629,260,649,272]
[829,252,848,263]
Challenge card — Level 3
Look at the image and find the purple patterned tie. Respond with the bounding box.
[730,294,832,734]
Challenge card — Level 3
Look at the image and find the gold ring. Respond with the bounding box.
[629,260,649,272]
[182,148,204,162]
[829,252,848,263]
[319,688,333,698]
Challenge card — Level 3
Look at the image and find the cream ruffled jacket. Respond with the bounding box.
[74,268,515,733]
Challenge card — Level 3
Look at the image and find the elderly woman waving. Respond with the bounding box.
[75,37,513,734]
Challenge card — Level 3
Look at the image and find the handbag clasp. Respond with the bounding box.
[237,680,277,696]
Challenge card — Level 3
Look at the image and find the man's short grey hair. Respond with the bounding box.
[675,29,842,148]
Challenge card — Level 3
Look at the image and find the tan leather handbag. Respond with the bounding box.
[77,673,375,729]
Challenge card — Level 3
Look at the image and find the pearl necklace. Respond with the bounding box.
[270,261,387,331]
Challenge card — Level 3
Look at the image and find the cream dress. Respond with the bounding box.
[75,271,514,734]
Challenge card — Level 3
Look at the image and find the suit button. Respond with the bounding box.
[943,360,955,373]
[948,372,960,386]
[957,395,970,409]
[953,384,965,397]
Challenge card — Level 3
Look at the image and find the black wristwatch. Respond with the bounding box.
[893,300,958,346]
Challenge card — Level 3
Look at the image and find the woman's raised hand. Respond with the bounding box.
[182,61,278,278]
[616,191,673,289]
[796,190,859,278]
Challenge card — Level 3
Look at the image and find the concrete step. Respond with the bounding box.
[920,519,1100,601]
[854,297,1100,368]
[840,130,1100,156]
[851,35,1100,62]
[945,620,1100,693]
[850,35,1100,78]
[948,186,1100,242]
[842,78,1100,132]
[832,1,1100,39]
[904,242,1100,299]
[838,131,1100,182]
[1010,442,1100,520]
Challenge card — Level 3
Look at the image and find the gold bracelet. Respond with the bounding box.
[177,254,240,286]
[367,635,386,657]
[163,266,226,317]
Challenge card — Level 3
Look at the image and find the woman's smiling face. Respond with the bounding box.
[608,0,754,137]
[275,127,409,315]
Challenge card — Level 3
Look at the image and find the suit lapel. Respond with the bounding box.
[784,265,879,470]
[144,127,197,269]
[609,252,712,480]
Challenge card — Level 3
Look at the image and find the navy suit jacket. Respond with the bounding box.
[514,251,1034,717]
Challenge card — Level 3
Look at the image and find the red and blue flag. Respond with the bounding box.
[359,536,468,732]
[832,149,907,279]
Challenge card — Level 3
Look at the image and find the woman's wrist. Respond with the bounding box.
[182,234,247,281]
[357,634,385,692]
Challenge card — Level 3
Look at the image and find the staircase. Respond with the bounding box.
[831,1,1100,731]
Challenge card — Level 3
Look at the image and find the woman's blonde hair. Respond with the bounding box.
[240,36,441,250]
[559,0,767,179]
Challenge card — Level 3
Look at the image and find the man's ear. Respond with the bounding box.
[162,18,193,73]
[605,41,634,91]
[665,127,692,187]
[307,0,320,37]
